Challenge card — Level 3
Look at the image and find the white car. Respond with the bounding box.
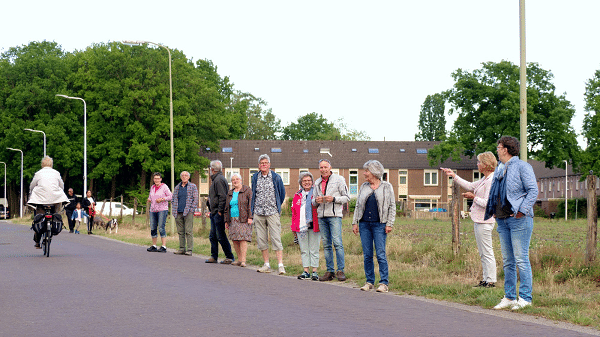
[95,202,137,216]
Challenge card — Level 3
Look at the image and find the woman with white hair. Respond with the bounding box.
[352,160,396,293]
[225,173,253,267]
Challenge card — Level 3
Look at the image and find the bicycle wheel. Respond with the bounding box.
[42,231,48,256]
[46,235,51,257]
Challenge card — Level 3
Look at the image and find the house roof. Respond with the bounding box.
[528,160,577,179]
[203,140,479,170]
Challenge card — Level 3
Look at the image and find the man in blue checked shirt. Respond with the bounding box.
[485,136,538,311]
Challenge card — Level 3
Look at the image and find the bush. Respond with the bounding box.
[534,205,548,218]
[348,198,357,213]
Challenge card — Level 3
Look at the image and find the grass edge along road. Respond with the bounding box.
[11,214,600,331]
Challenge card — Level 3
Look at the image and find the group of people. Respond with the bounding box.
[204,154,395,293]
[26,136,538,305]
[441,136,538,310]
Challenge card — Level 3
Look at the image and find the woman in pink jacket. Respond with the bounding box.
[291,172,320,280]
[441,151,498,288]
[147,172,172,253]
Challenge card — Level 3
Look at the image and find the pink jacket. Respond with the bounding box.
[148,183,172,212]
[453,174,494,224]
[291,190,319,232]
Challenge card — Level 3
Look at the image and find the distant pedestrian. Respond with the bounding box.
[207,160,235,264]
[71,202,89,234]
[81,190,96,235]
[313,159,349,282]
[442,151,498,288]
[251,154,287,274]
[291,172,320,280]
[65,188,78,233]
[147,172,172,253]
[485,136,538,310]
[225,173,253,267]
[172,171,198,256]
[352,160,395,293]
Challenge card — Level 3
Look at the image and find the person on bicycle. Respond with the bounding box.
[27,156,69,248]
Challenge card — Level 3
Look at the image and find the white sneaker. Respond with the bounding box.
[376,284,389,293]
[511,298,532,310]
[257,265,272,273]
[360,283,374,291]
[493,297,517,309]
[278,265,286,275]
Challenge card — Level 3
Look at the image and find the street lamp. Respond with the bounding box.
[56,94,87,198]
[0,161,6,219]
[7,148,23,218]
[24,128,46,158]
[123,40,175,233]
[565,160,568,221]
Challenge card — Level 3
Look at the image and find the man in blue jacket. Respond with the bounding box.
[485,136,538,311]
[251,154,286,275]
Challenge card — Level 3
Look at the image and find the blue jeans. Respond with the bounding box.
[149,210,168,238]
[496,216,533,302]
[359,221,389,285]
[319,217,345,272]
[209,212,234,260]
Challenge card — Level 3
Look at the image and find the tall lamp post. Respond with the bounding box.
[0,161,6,219]
[123,40,174,233]
[7,148,23,218]
[24,128,46,158]
[565,160,568,221]
[56,95,87,198]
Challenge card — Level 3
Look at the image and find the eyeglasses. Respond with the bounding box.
[259,162,270,166]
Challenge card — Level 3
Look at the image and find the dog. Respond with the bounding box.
[92,215,105,229]
[104,219,118,234]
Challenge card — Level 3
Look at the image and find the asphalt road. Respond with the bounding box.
[1,221,598,337]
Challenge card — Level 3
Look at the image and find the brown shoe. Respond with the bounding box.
[173,250,185,255]
[336,270,347,282]
[319,271,335,282]
[220,258,233,265]
[231,260,242,266]
[205,257,218,263]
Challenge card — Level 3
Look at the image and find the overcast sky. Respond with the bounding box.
[2,0,599,146]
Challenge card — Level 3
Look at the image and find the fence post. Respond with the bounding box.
[586,174,598,264]
[200,196,207,230]
[451,183,460,256]
[132,197,137,224]
[119,195,124,222]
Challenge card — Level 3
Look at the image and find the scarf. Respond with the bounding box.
[484,162,508,220]
[298,188,313,239]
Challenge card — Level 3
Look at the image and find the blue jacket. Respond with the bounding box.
[485,156,538,219]
[250,170,286,215]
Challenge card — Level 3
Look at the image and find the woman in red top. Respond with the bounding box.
[291,172,320,280]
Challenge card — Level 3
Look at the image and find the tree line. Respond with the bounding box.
[0,41,368,211]
[415,60,600,175]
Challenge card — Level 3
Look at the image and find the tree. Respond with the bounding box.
[580,69,600,176]
[428,60,580,169]
[334,118,371,141]
[281,112,341,140]
[230,92,281,140]
[415,93,446,141]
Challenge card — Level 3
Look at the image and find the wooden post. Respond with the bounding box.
[586,175,598,264]
[132,197,137,225]
[119,195,124,222]
[109,197,114,217]
[200,196,207,230]
[451,183,460,256]
[146,200,150,226]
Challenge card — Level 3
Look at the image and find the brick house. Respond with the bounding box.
[198,140,481,214]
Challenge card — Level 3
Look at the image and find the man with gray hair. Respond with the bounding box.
[172,171,198,256]
[207,160,235,264]
[313,158,350,281]
[251,154,287,274]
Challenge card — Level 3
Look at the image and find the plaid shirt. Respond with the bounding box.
[172,182,198,217]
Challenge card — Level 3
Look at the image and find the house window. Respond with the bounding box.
[368,148,379,154]
[540,181,544,193]
[225,168,240,186]
[400,149,406,153]
[299,168,309,174]
[249,169,259,188]
[303,149,309,153]
[271,148,282,153]
[349,170,359,196]
[398,170,407,185]
[576,180,579,190]
[382,169,389,182]
[549,182,552,192]
[416,148,428,154]
[424,170,438,186]
[320,148,330,154]
[222,147,233,153]
[557,181,560,191]
[473,170,483,181]
[415,199,437,211]
[331,169,339,176]
[275,169,290,185]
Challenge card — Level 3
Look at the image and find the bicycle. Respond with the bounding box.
[40,205,54,257]
[31,205,63,257]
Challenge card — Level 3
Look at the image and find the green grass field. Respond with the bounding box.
[13,213,600,330]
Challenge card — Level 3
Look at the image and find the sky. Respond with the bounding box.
[2,0,599,146]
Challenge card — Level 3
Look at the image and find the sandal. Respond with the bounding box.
[240,262,246,267]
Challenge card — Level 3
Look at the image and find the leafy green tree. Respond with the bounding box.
[580,69,600,176]
[335,118,371,141]
[428,60,580,169]
[281,112,341,140]
[231,92,281,140]
[415,93,446,141]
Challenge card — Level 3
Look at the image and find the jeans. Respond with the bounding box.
[359,221,388,285]
[175,212,194,252]
[209,212,234,260]
[319,217,345,272]
[149,210,168,238]
[496,216,533,302]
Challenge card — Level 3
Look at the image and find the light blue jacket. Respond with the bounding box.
[489,156,538,218]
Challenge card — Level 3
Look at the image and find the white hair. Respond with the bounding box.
[210,160,223,172]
